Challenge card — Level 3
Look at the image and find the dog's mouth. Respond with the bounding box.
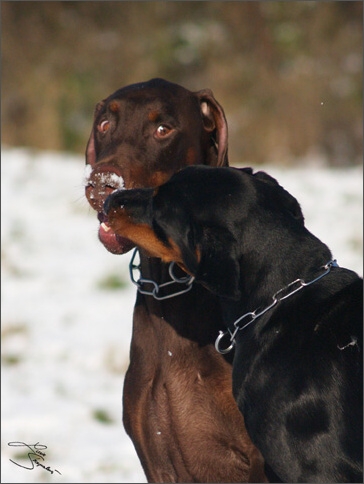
[84,164,135,255]
[97,211,135,255]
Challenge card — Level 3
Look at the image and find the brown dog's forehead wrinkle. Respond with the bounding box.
[106,84,199,124]
[93,91,203,159]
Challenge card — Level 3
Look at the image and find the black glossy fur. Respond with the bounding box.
[104,165,363,483]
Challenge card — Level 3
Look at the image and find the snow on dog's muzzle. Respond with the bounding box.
[84,164,135,254]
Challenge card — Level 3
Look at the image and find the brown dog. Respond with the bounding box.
[84,79,267,483]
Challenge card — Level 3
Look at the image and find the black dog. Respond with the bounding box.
[103,165,363,483]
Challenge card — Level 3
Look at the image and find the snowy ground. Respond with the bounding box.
[1,146,362,483]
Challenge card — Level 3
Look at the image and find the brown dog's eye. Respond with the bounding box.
[98,120,110,133]
[155,124,172,138]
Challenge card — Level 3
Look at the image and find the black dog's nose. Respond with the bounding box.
[103,186,155,216]
[103,190,121,215]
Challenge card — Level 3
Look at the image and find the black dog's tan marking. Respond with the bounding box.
[104,165,363,483]
[106,189,200,276]
[107,206,184,265]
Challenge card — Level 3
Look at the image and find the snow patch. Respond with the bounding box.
[1,146,362,483]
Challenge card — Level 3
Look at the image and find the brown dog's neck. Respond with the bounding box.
[138,250,172,281]
[136,249,193,294]
[133,249,228,349]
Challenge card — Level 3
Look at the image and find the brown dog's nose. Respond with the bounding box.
[84,164,125,212]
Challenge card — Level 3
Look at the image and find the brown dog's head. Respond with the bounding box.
[84,78,228,254]
[103,165,305,300]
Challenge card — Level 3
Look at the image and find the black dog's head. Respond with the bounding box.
[104,165,304,300]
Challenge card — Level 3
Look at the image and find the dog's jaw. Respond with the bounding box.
[97,211,135,255]
[85,164,136,254]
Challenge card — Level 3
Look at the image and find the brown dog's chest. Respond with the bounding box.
[123,301,267,482]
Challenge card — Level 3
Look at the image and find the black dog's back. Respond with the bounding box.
[232,272,363,482]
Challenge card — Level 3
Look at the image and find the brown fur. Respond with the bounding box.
[85,78,267,483]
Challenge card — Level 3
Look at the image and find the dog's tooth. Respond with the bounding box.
[101,222,111,232]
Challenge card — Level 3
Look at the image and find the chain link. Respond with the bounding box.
[129,248,195,300]
[128,249,338,349]
[215,259,339,354]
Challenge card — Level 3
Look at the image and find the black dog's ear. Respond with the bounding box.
[156,214,241,300]
[168,224,200,276]
[195,230,241,300]
[153,206,200,275]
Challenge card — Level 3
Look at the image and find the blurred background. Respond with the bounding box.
[1,2,362,483]
[2,0,362,166]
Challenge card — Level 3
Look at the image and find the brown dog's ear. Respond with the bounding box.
[195,89,229,167]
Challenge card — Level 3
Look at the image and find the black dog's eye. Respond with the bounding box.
[98,119,110,133]
[155,124,172,138]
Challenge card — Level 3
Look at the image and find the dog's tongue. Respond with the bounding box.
[97,215,135,255]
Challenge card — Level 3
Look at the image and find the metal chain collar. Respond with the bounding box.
[129,248,195,300]
[215,259,339,354]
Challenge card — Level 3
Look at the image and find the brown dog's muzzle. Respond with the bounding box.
[85,163,125,213]
[84,162,136,254]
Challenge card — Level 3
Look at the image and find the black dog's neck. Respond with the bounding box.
[222,230,334,333]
